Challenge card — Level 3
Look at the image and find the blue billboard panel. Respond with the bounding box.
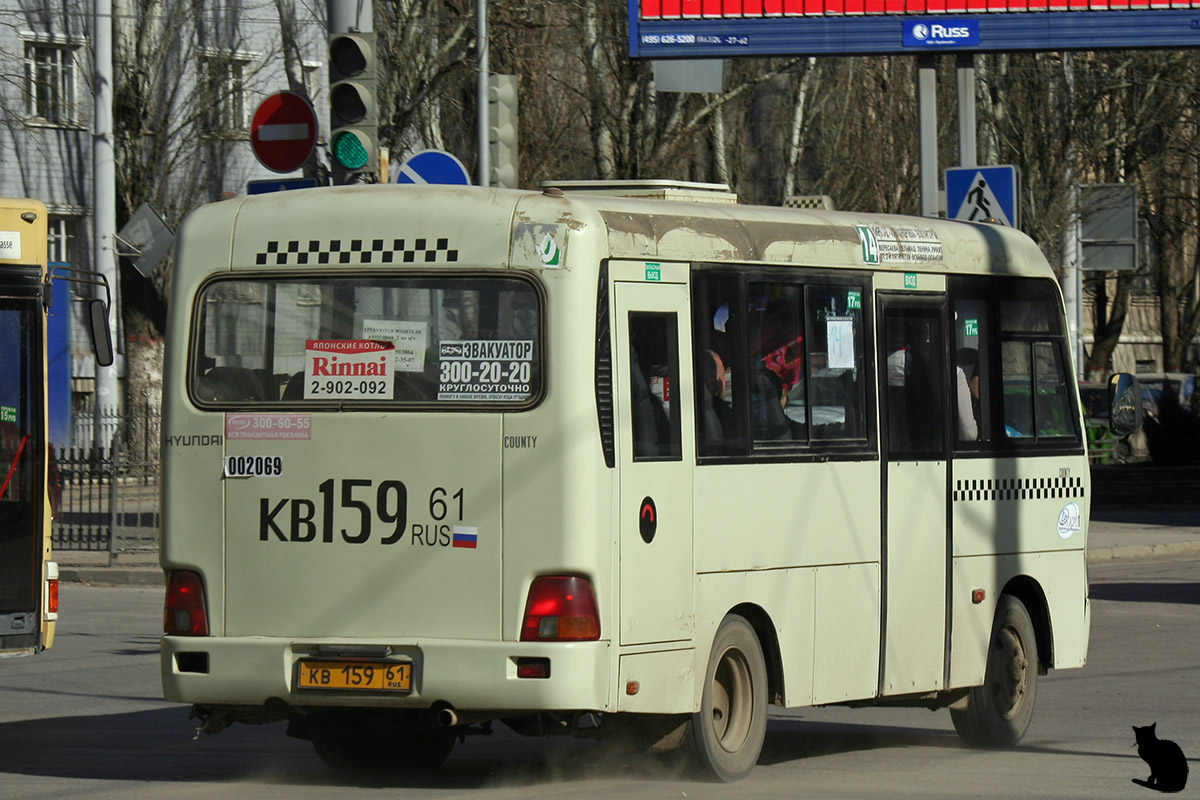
[629,0,1200,58]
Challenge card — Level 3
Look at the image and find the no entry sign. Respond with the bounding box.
[250,92,318,174]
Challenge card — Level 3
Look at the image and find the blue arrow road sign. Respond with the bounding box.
[248,177,318,194]
[946,165,1019,228]
[396,149,471,186]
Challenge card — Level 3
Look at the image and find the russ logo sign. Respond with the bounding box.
[903,19,980,47]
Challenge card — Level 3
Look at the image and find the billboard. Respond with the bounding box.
[629,0,1200,57]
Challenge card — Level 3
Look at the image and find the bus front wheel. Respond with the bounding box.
[684,614,768,782]
[951,594,1039,747]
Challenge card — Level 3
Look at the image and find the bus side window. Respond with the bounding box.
[806,284,866,442]
[953,297,987,446]
[693,273,745,457]
[999,291,1078,442]
[629,313,681,461]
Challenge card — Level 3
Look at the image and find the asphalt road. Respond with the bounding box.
[0,558,1196,798]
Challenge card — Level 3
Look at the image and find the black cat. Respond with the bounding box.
[1132,723,1188,793]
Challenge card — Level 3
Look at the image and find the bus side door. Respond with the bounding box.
[613,276,695,647]
[0,268,45,653]
[878,294,949,695]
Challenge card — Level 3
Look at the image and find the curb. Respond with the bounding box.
[1086,541,1200,564]
[59,566,164,587]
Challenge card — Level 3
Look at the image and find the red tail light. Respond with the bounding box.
[520,575,600,642]
[165,570,209,635]
[44,561,59,621]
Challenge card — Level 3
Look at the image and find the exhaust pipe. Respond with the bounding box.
[432,703,500,728]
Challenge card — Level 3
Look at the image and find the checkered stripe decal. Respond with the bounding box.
[256,238,459,266]
[953,476,1084,503]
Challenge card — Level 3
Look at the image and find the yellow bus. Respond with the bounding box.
[0,198,112,658]
[159,182,1134,780]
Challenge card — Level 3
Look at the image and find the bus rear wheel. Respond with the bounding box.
[684,614,768,782]
[951,594,1039,747]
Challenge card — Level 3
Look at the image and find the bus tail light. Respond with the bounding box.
[165,570,209,636]
[44,561,59,621]
[520,575,600,642]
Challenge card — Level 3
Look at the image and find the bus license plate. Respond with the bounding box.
[297,661,412,692]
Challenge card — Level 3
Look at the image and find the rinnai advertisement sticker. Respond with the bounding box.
[438,340,534,401]
[304,340,394,400]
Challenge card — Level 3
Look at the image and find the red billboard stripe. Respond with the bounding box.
[863,0,884,12]
[1108,0,1129,8]
[702,0,722,15]
[805,0,824,14]
[743,0,764,11]
[783,0,802,13]
[924,0,945,12]
[844,0,864,13]
[682,0,700,15]
[722,0,744,14]
[661,0,682,15]
[763,0,783,13]
[1090,0,1108,9]
[642,0,662,17]
[824,0,844,12]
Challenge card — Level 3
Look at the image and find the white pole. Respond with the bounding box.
[477,0,489,187]
[93,0,119,447]
[917,55,938,218]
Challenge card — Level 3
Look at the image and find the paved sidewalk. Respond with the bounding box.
[1088,506,1200,563]
[57,551,162,587]
[55,507,1200,586]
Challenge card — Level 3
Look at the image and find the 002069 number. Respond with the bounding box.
[224,455,283,477]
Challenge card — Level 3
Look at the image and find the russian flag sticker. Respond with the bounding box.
[452,526,478,549]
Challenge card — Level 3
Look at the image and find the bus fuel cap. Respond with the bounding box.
[639,497,657,543]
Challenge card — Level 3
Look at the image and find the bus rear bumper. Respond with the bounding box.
[161,635,613,714]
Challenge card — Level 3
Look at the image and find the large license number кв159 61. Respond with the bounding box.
[297,660,412,692]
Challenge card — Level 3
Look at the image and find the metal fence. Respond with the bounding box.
[52,403,161,557]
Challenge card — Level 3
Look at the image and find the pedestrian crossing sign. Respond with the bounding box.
[945,165,1019,228]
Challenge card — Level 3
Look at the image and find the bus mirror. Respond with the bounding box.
[1108,372,1142,437]
[89,299,115,368]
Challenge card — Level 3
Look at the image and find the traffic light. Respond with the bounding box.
[328,32,378,182]
[488,74,518,189]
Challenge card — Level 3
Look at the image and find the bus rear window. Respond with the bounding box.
[191,275,543,408]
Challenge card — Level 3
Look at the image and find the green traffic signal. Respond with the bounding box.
[328,32,378,180]
[331,130,370,170]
